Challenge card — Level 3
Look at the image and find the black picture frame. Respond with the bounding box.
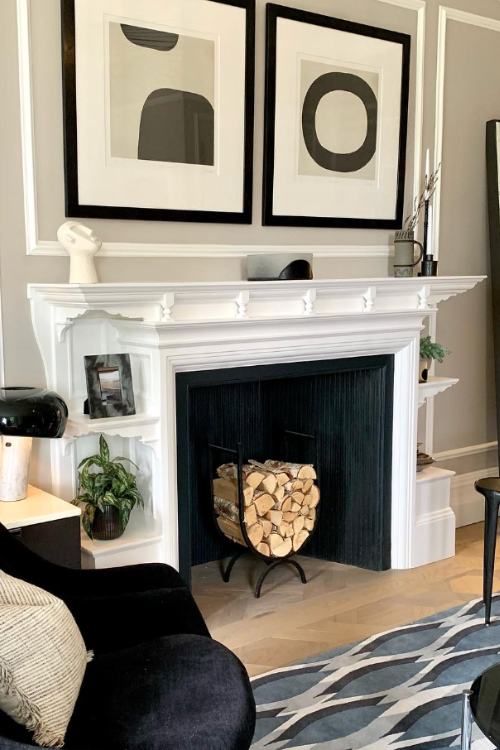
[61,0,255,224]
[262,4,411,229]
[84,354,136,419]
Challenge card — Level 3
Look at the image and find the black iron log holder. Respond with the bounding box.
[208,431,320,598]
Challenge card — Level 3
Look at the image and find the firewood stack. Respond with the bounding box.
[213,459,320,559]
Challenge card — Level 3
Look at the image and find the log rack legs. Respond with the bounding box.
[222,550,307,598]
[222,549,246,583]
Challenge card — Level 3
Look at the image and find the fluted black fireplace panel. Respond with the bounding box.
[176,356,394,581]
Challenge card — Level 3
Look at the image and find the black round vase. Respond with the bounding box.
[92,506,124,540]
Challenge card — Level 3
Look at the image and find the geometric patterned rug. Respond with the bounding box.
[251,595,500,749]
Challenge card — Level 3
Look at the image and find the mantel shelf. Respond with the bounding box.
[418,376,459,408]
[65,413,160,441]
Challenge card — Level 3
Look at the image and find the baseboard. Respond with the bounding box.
[451,467,498,527]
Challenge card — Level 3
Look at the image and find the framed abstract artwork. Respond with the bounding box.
[61,0,255,223]
[263,5,410,228]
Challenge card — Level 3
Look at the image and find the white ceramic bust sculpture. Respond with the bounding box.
[57,221,101,284]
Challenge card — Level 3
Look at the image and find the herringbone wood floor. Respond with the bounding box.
[192,523,493,676]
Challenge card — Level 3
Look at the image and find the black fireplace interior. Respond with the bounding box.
[176,356,394,582]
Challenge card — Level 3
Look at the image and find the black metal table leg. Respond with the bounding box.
[483,496,500,625]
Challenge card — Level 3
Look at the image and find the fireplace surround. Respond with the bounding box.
[28,276,484,572]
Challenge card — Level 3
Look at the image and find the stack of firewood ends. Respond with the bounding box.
[213,459,320,559]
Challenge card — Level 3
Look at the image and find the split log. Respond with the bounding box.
[247,523,264,547]
[274,485,285,503]
[260,518,273,537]
[269,533,285,552]
[273,537,293,557]
[292,491,305,505]
[266,509,283,526]
[217,516,244,545]
[283,511,296,523]
[214,496,239,523]
[276,472,290,486]
[254,493,275,516]
[244,504,257,527]
[304,517,314,531]
[293,516,305,534]
[213,478,254,507]
[293,529,309,552]
[264,460,317,480]
[290,502,301,513]
[260,473,277,495]
[305,485,320,508]
[281,496,292,513]
[302,479,313,493]
[257,542,270,557]
[217,463,265,489]
[300,505,310,516]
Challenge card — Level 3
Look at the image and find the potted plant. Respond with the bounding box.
[74,434,143,540]
[419,336,450,383]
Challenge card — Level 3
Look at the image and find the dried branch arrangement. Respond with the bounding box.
[404,163,441,232]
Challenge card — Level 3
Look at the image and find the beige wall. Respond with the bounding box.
[0,0,499,481]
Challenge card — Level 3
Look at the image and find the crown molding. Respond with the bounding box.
[433,5,500,261]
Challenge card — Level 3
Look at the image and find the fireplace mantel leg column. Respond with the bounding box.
[391,336,419,569]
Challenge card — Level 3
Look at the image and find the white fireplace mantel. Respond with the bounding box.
[28,276,484,571]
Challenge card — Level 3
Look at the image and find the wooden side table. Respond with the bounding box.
[0,485,81,568]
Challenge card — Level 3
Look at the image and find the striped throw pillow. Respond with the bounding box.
[0,570,91,748]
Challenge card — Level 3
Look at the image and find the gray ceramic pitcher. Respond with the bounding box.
[393,230,424,277]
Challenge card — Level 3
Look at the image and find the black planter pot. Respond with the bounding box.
[92,506,124,540]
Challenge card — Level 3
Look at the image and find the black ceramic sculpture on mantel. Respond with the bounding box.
[486,120,500,462]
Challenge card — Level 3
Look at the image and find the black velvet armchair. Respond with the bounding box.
[0,523,256,750]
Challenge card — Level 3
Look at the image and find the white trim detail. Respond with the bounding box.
[28,241,393,260]
[451,467,498,528]
[377,0,426,232]
[433,6,500,261]
[434,441,498,462]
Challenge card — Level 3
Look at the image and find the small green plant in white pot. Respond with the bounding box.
[74,434,143,540]
[419,336,450,383]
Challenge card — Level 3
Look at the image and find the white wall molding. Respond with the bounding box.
[451,467,498,527]
[433,5,500,260]
[17,0,418,260]
[434,441,498,462]
[377,0,426,232]
[29,240,393,260]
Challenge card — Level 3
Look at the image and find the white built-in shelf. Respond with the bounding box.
[418,376,459,408]
[65,412,160,441]
[416,466,456,484]
[0,485,80,529]
[80,513,162,569]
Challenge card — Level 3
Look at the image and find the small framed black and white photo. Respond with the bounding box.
[262,4,411,228]
[84,354,136,419]
[61,0,255,223]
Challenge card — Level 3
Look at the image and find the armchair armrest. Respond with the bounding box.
[0,522,186,596]
[66,586,210,653]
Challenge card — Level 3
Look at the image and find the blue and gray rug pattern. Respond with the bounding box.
[251,595,500,749]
